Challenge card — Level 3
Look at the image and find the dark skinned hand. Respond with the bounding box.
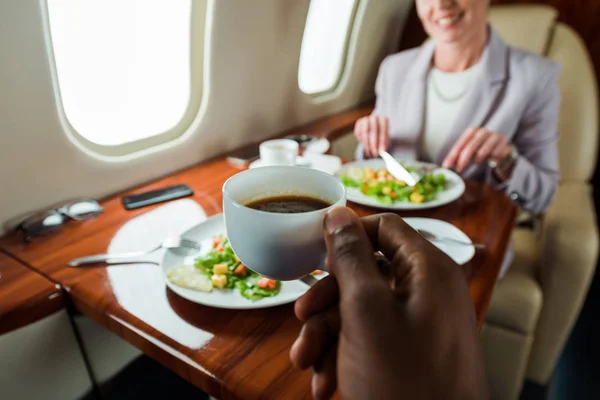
[290,207,489,400]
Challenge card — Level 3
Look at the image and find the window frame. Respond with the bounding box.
[42,0,209,158]
[298,0,361,98]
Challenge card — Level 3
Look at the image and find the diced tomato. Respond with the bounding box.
[216,247,225,253]
[361,185,369,193]
[312,270,323,275]
[257,277,277,290]
[212,237,222,248]
[234,263,248,277]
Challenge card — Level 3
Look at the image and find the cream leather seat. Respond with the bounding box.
[482,5,599,399]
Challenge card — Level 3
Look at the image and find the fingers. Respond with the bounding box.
[354,118,369,156]
[474,133,504,164]
[295,275,339,322]
[378,116,389,153]
[443,128,512,172]
[353,118,366,144]
[323,207,388,299]
[443,127,478,169]
[290,306,341,370]
[367,117,379,157]
[360,213,427,263]
[455,128,488,172]
[354,116,390,158]
[311,344,338,400]
[491,140,512,161]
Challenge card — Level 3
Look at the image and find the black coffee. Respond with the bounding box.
[246,195,330,214]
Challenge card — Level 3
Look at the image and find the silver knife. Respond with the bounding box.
[379,150,418,187]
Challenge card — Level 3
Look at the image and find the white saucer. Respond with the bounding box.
[404,218,476,265]
[249,156,311,169]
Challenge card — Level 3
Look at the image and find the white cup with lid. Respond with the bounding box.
[259,139,299,166]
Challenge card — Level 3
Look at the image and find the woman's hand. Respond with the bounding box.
[443,127,512,174]
[354,115,389,158]
[290,208,489,400]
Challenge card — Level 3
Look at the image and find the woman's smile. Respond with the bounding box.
[434,11,465,31]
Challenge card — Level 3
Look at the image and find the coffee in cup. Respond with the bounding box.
[222,166,346,280]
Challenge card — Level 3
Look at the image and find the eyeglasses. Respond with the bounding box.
[18,198,103,241]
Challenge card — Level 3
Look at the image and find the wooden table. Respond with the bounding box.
[0,156,516,400]
[0,251,64,334]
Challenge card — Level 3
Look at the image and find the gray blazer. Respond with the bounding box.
[358,28,560,214]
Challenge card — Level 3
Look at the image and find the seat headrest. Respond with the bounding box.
[488,4,558,55]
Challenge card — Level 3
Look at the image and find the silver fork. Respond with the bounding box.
[417,229,485,249]
[68,237,203,267]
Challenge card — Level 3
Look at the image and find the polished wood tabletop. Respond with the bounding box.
[0,154,516,399]
[0,251,64,334]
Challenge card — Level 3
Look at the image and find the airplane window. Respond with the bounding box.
[298,0,359,95]
[46,0,193,147]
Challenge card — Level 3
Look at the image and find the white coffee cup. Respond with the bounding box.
[223,166,346,280]
[259,139,299,166]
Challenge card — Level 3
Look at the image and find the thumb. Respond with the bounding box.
[323,207,387,299]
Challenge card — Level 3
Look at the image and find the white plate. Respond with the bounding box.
[161,214,326,309]
[336,159,465,210]
[162,215,472,307]
[249,155,310,169]
[404,218,475,265]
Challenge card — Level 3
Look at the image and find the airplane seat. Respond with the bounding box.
[482,5,599,400]
[330,4,599,399]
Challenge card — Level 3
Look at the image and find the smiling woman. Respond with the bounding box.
[353,0,560,214]
[45,0,204,152]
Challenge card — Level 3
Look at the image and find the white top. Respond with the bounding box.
[420,63,482,162]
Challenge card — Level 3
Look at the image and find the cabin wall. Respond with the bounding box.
[0,0,413,233]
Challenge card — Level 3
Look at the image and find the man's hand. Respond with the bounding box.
[290,208,489,400]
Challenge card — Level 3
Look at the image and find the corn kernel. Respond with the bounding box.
[381,186,392,196]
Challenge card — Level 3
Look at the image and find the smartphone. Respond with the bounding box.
[227,147,260,167]
[122,184,194,210]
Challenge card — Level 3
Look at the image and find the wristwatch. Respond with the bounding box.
[489,145,519,178]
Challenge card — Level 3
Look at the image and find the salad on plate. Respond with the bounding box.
[167,234,281,301]
[340,166,447,205]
